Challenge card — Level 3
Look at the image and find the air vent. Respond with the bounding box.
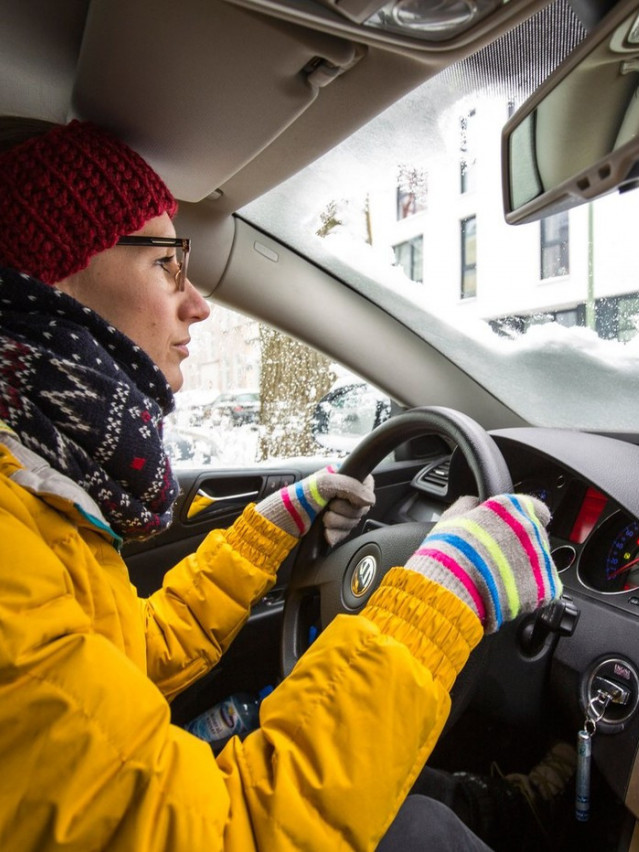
[412,455,451,495]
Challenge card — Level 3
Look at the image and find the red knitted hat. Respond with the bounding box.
[0,120,177,285]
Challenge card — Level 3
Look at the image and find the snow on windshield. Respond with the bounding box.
[266,218,639,432]
[243,24,639,432]
[246,156,639,431]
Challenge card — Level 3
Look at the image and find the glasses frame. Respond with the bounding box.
[116,236,191,291]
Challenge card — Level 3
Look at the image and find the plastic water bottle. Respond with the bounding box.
[184,687,272,749]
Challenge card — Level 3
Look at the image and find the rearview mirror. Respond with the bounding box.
[503,0,639,224]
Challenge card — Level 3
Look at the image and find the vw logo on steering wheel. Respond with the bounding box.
[351,554,377,598]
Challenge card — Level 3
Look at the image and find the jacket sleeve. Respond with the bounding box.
[216,568,483,851]
[143,504,297,699]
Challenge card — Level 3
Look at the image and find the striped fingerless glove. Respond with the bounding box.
[404,493,562,634]
[255,465,376,545]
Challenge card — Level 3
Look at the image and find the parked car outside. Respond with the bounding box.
[209,390,260,426]
[162,426,221,469]
[312,379,393,452]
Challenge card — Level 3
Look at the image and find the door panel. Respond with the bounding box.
[123,465,321,596]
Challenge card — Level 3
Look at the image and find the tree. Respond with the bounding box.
[396,165,427,219]
[257,327,336,460]
[259,197,371,459]
[316,200,342,237]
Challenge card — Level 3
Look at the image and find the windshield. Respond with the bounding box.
[241,0,639,433]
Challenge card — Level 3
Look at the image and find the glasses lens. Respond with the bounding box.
[176,240,189,290]
[115,236,190,290]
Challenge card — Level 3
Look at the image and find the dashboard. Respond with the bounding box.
[514,469,639,604]
[403,425,639,814]
[490,428,639,617]
[479,427,639,813]
[551,483,639,603]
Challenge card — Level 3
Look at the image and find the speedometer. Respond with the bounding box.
[579,512,639,594]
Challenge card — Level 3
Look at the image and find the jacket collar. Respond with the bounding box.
[0,421,122,549]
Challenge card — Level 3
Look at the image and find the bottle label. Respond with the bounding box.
[187,699,242,743]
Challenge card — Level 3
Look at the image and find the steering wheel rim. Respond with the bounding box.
[280,406,513,699]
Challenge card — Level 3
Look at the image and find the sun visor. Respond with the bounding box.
[71,0,361,202]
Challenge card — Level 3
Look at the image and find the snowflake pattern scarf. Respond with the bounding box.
[0,267,179,540]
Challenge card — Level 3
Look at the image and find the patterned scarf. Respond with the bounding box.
[0,267,179,540]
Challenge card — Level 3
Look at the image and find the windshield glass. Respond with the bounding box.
[241,0,639,433]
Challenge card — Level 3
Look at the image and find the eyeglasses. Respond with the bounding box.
[116,236,191,291]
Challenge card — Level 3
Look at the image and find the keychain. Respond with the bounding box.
[575,690,611,822]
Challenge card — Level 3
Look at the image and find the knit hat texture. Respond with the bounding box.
[0,120,177,285]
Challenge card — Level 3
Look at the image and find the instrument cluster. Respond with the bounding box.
[515,474,639,603]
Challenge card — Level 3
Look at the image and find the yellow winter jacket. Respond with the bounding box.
[0,436,483,851]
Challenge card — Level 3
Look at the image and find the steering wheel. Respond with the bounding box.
[280,406,513,721]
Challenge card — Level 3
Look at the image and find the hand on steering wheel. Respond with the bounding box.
[280,407,515,727]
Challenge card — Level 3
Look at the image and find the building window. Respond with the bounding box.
[615,294,639,342]
[540,212,569,279]
[461,216,477,299]
[396,166,427,219]
[460,109,477,194]
[554,306,582,328]
[394,235,424,283]
[595,293,639,342]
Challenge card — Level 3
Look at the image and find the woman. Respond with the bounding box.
[0,119,560,851]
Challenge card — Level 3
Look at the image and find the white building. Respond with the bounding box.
[368,95,639,342]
